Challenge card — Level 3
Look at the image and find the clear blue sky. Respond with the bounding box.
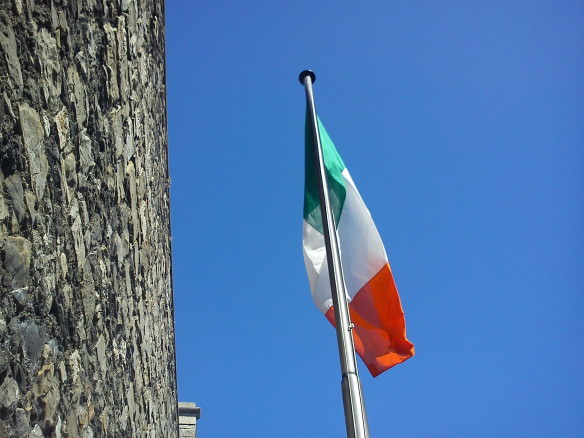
[166,2,584,437]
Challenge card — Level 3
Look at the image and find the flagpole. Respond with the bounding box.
[299,70,370,438]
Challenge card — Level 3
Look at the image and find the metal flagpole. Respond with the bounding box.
[299,70,370,438]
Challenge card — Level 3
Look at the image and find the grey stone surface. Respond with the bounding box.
[178,403,200,438]
[0,11,23,92]
[3,235,31,288]
[0,377,19,408]
[0,0,178,436]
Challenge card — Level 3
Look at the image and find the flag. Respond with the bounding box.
[302,116,414,377]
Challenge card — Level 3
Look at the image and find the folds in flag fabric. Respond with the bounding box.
[302,116,414,377]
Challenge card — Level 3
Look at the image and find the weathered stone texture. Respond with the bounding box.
[177,402,200,438]
[0,0,177,436]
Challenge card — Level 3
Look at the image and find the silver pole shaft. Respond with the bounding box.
[299,70,370,438]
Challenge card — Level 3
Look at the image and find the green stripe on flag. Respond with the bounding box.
[303,114,346,234]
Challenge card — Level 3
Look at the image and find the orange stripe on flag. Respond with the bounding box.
[325,263,414,377]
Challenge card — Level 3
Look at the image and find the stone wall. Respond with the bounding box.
[0,0,178,436]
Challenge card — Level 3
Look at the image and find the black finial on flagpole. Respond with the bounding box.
[299,70,316,85]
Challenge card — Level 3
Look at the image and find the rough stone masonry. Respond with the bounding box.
[0,0,178,436]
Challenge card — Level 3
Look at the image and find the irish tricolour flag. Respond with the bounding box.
[302,117,414,377]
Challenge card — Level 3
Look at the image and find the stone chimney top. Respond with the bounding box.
[178,402,201,437]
